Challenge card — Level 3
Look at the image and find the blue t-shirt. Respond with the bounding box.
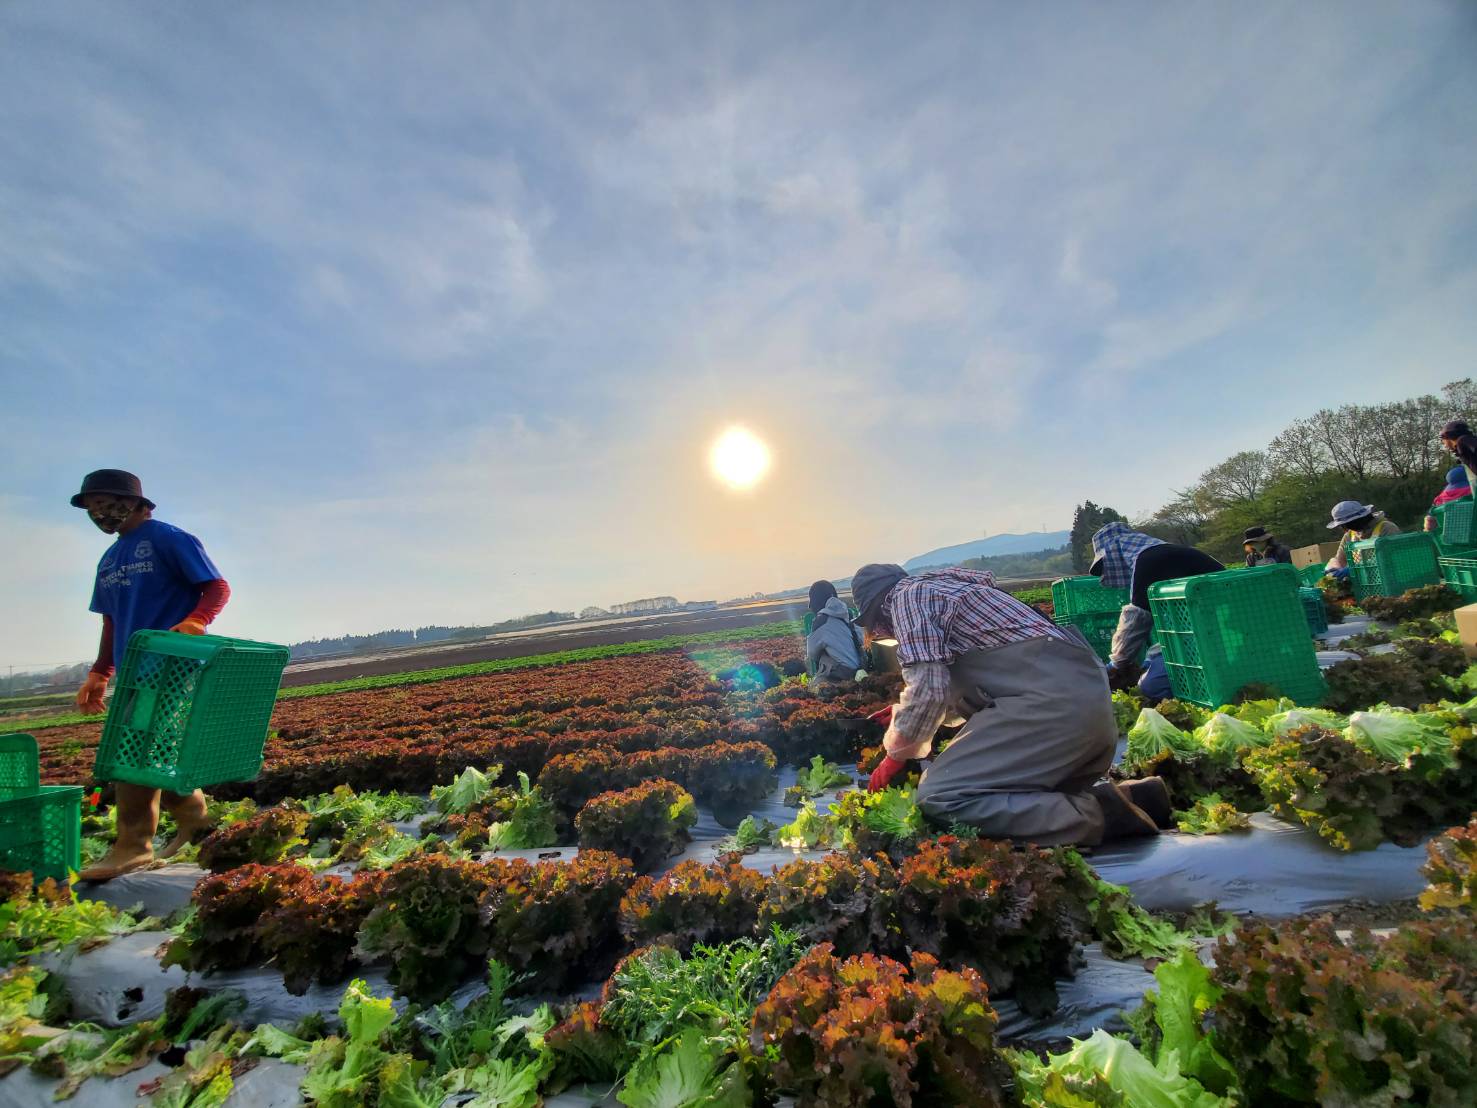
[89,520,223,671]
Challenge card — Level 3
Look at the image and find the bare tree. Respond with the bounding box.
[1307,406,1377,482]
[1442,378,1477,426]
[1267,417,1330,480]
[1199,450,1271,504]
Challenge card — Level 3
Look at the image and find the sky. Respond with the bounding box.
[2,2,1476,671]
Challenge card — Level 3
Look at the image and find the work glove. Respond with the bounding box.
[77,672,109,716]
[170,618,208,635]
[1106,662,1142,692]
[866,705,894,727]
[867,755,910,793]
[1327,567,1350,582]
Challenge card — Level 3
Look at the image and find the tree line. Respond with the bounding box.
[1069,379,1476,570]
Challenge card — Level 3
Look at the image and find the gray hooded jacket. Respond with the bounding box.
[806,596,866,683]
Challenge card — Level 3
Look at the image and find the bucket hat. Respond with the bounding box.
[70,469,155,511]
[1327,500,1374,529]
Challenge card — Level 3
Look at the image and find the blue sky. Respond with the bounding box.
[2,2,1475,670]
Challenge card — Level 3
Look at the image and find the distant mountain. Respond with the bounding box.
[903,531,1070,572]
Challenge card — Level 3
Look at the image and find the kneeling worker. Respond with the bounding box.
[853,563,1167,845]
[1089,522,1223,698]
[805,580,867,687]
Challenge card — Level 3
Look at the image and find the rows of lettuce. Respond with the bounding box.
[4,814,1475,1106]
[40,638,895,800]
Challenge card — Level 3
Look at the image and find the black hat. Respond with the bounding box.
[1243,526,1272,543]
[1442,420,1471,440]
[70,470,155,510]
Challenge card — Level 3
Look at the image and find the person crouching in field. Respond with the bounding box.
[851,563,1170,845]
[72,470,230,882]
[804,580,867,690]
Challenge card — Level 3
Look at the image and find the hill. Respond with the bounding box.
[903,531,1069,571]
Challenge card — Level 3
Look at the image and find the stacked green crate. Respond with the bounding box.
[1346,532,1440,602]
[1297,587,1329,636]
[1148,563,1326,708]
[1439,555,1477,603]
[93,630,290,793]
[1050,576,1129,663]
[0,734,82,883]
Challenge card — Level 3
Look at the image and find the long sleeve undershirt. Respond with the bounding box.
[90,578,231,678]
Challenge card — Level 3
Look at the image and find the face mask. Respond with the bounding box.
[87,497,137,534]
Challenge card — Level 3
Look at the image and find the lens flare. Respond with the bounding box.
[709,427,771,491]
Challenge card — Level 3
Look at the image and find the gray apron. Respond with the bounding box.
[915,635,1118,847]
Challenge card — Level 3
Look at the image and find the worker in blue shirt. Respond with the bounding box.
[72,470,231,882]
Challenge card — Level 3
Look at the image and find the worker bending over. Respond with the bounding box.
[804,580,867,688]
[1324,500,1399,580]
[72,470,230,882]
[853,563,1167,845]
[1090,522,1222,697]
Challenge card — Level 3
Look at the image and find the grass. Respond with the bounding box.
[0,620,806,734]
[1008,585,1053,606]
[0,692,75,711]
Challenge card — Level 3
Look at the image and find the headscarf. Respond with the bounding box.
[1089,522,1165,591]
[808,580,839,614]
[850,563,907,630]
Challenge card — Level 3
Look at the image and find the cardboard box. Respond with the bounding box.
[1455,604,1477,659]
[1290,542,1341,569]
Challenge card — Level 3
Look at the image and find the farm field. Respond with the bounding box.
[3,596,1477,1107]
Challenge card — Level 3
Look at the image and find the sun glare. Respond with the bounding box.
[709,426,772,491]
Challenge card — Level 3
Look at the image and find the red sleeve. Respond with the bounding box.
[186,579,231,626]
[91,616,115,678]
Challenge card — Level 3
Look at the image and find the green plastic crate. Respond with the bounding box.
[1055,610,1119,663]
[1148,564,1327,708]
[0,734,81,883]
[1051,576,1128,621]
[1440,555,1477,603]
[93,631,290,793]
[1347,532,1441,602]
[1298,587,1329,637]
[1297,563,1328,588]
[1441,500,1477,547]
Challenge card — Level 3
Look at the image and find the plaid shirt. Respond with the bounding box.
[878,568,1075,760]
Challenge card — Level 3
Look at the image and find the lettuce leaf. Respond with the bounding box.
[616,1029,749,1108]
[1174,795,1251,836]
[1045,1030,1228,1108]
[431,766,498,815]
[1345,709,1455,769]
[1192,714,1270,758]
[1265,707,1347,738]
[1124,709,1202,774]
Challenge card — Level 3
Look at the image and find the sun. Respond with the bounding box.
[709,426,772,491]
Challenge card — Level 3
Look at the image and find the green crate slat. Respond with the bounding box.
[1440,556,1477,603]
[1347,532,1440,602]
[1441,500,1477,547]
[1148,564,1327,708]
[93,630,290,793]
[1297,587,1329,636]
[1051,576,1128,621]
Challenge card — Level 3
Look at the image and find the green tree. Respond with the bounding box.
[1069,502,1126,572]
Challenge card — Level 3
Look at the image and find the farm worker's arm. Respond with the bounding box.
[1108,604,1154,671]
[170,578,230,635]
[1325,532,1350,575]
[76,616,115,713]
[882,661,951,761]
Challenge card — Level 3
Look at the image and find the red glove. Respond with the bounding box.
[866,705,894,727]
[868,755,909,793]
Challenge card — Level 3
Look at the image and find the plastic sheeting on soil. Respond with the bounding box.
[0,1056,305,1108]
[38,930,399,1029]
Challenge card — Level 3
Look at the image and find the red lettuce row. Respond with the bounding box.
[575,779,697,873]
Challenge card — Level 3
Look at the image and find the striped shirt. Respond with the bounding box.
[877,568,1075,761]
